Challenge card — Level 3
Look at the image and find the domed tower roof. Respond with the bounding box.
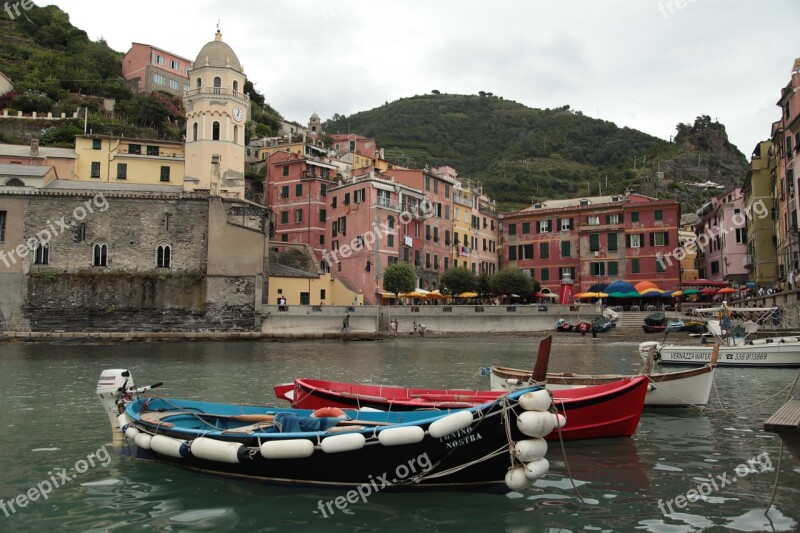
[194,30,242,71]
[310,112,320,120]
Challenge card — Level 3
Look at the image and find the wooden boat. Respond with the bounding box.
[274,376,648,440]
[97,369,557,491]
[489,336,717,407]
[648,305,800,367]
[764,392,800,461]
[642,324,667,333]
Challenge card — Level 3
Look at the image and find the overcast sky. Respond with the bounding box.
[46,0,800,156]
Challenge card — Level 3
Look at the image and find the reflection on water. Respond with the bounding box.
[0,337,798,531]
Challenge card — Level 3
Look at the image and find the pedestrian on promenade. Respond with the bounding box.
[341,314,350,333]
[418,324,426,336]
[278,296,287,312]
[390,319,398,336]
[591,322,598,339]
[411,321,417,335]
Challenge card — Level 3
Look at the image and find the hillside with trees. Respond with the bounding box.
[325,94,748,212]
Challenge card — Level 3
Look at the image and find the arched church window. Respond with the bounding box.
[212,121,220,141]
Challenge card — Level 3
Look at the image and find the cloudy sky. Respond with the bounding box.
[47,0,799,155]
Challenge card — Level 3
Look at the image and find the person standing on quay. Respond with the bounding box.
[341,314,350,333]
[390,319,398,336]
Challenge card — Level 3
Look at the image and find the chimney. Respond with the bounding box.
[30,139,39,157]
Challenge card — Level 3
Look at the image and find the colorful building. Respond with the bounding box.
[696,188,748,284]
[325,171,426,303]
[183,30,250,199]
[772,58,800,281]
[121,43,192,95]
[0,141,76,180]
[502,193,681,293]
[384,168,454,290]
[265,150,337,265]
[74,135,184,186]
[742,141,778,286]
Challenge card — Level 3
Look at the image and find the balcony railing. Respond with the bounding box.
[373,199,401,210]
[454,194,471,207]
[183,87,250,100]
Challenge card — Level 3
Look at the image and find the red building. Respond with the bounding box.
[265,150,338,266]
[502,193,681,293]
[121,43,192,95]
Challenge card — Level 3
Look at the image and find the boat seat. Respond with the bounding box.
[223,421,274,434]
[781,337,798,343]
[751,339,767,345]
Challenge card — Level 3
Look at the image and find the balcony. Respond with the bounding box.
[744,255,753,269]
[454,193,471,207]
[184,87,249,100]
[373,199,401,211]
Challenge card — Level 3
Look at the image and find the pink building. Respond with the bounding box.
[385,168,454,289]
[696,188,748,283]
[265,150,337,266]
[329,134,378,159]
[773,59,800,280]
[122,43,193,95]
[325,172,426,303]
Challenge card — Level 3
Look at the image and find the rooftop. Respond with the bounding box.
[0,164,54,177]
[193,30,242,72]
[44,180,184,193]
[0,143,76,159]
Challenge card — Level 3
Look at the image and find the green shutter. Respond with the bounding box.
[608,261,618,276]
[608,233,618,251]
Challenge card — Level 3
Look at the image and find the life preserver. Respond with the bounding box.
[312,407,347,419]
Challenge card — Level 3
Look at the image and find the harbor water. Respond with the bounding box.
[0,336,798,532]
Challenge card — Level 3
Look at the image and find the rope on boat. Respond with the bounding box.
[552,397,584,504]
[400,395,511,484]
[764,369,800,515]
[643,375,708,411]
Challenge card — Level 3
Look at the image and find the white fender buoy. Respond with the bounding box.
[125,425,140,440]
[517,411,555,438]
[150,435,186,459]
[117,413,130,430]
[553,413,567,428]
[378,425,425,446]
[260,439,314,459]
[506,378,523,386]
[134,432,152,450]
[519,390,552,412]
[505,466,531,491]
[524,457,550,480]
[514,438,548,462]
[428,410,474,438]
[191,437,243,464]
[321,432,366,453]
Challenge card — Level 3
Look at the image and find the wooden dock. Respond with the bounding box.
[764,395,800,461]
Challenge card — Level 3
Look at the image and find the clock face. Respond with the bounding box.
[232,106,244,122]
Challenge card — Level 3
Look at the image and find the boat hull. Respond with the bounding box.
[276,377,648,440]
[123,396,529,490]
[489,366,714,407]
[657,342,800,367]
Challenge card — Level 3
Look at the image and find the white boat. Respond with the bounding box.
[488,338,717,407]
[642,305,800,368]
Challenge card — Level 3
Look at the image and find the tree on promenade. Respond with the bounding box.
[383,263,416,298]
[441,267,476,296]
[490,268,538,299]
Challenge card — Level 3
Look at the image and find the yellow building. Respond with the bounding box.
[743,140,777,285]
[678,227,699,280]
[452,183,473,269]
[183,30,250,199]
[74,135,184,186]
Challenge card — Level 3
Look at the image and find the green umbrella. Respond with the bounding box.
[609,292,628,298]
[624,291,643,298]
[682,288,701,295]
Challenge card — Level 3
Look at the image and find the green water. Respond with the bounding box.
[0,336,798,532]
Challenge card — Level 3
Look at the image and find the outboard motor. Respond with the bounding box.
[97,369,134,444]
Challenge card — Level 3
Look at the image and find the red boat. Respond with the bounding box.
[274,376,648,440]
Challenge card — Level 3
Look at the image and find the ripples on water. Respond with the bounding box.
[0,337,798,531]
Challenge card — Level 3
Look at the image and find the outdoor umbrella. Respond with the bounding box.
[682,288,701,295]
[405,289,430,298]
[624,291,643,298]
[606,280,636,294]
[662,290,683,298]
[700,287,717,295]
[634,281,661,293]
[587,283,609,293]
[582,292,609,298]
[639,288,665,297]
[608,292,627,298]
[717,287,737,294]
[427,290,446,299]
[458,291,478,298]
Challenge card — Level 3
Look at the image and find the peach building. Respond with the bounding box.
[122,43,193,95]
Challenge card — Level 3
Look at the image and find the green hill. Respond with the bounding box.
[325,94,748,212]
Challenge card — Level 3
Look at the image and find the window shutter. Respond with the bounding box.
[649,233,655,247]
[605,214,610,224]
[664,232,670,246]
[548,220,553,232]
[626,234,631,248]
[619,214,624,223]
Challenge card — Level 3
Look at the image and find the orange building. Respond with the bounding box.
[122,43,193,95]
